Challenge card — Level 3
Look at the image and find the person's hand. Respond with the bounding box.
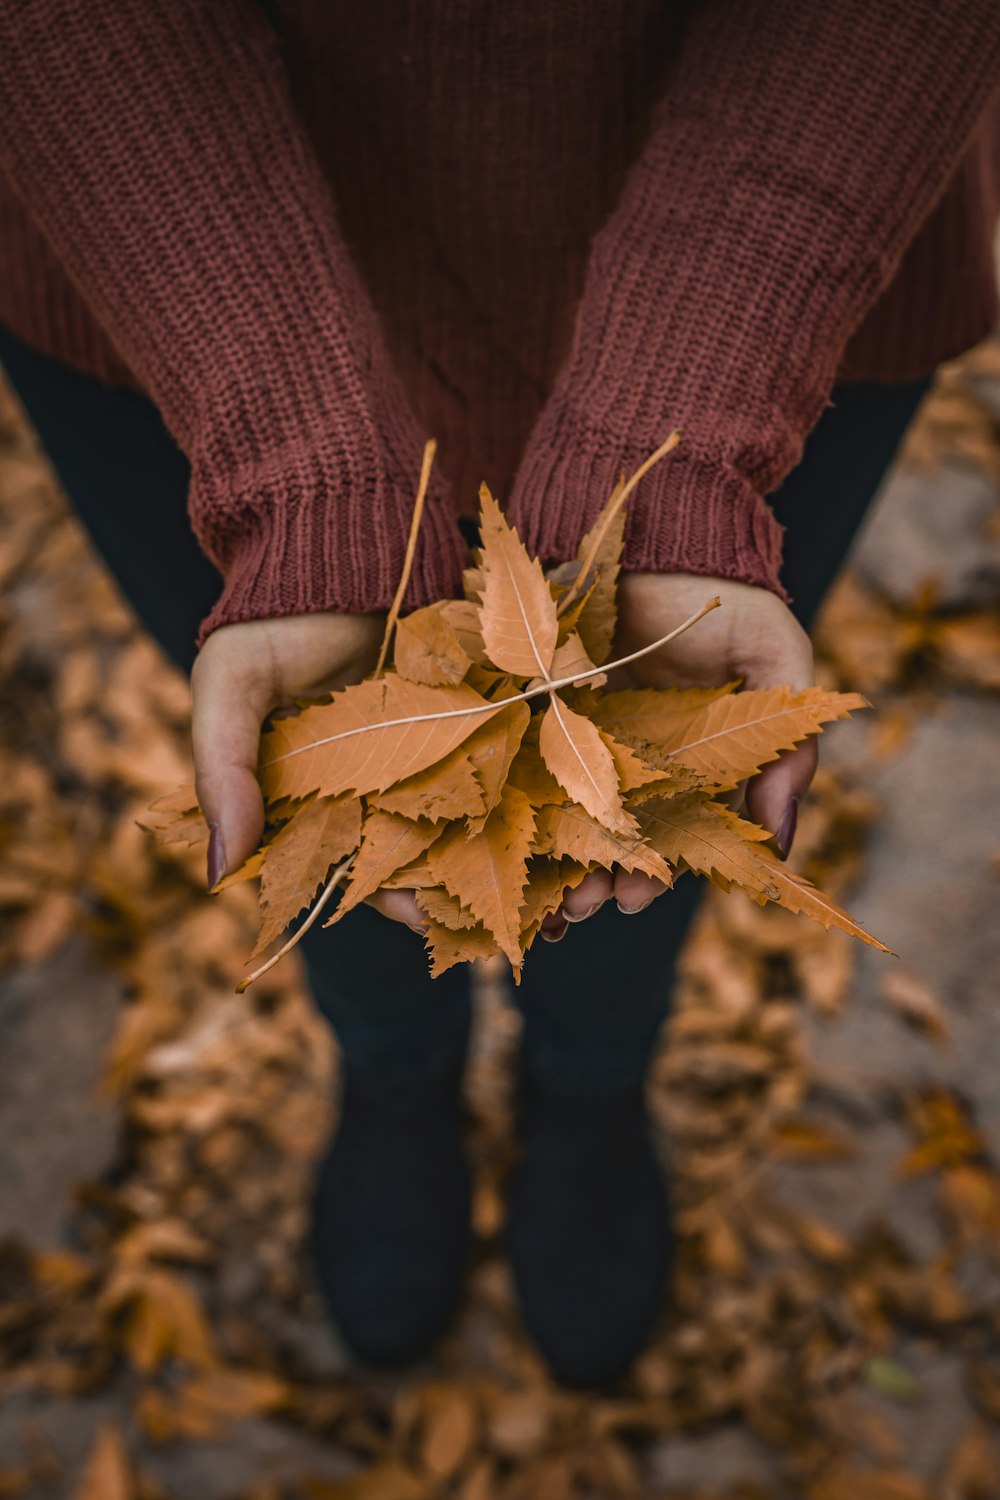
[548,571,815,938]
[192,611,434,932]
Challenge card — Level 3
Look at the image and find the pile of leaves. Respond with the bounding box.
[155,439,886,985]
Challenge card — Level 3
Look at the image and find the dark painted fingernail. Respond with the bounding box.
[563,902,601,924]
[541,918,568,943]
[775,797,799,861]
[207,823,226,888]
[617,898,653,916]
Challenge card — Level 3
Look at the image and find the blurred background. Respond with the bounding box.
[1,336,999,1500]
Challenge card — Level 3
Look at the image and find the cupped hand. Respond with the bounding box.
[548,571,815,938]
[191,611,452,936]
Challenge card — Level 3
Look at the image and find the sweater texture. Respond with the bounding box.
[0,1,998,641]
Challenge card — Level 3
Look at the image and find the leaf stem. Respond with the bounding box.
[557,430,680,618]
[374,439,436,678]
[265,596,721,767]
[236,857,354,992]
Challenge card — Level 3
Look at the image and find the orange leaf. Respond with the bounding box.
[566,480,625,664]
[424,920,499,976]
[72,1426,132,1500]
[465,700,531,833]
[394,604,473,686]
[428,784,536,968]
[538,695,636,836]
[601,685,867,787]
[260,677,504,803]
[519,858,592,942]
[477,486,558,678]
[532,803,672,884]
[253,794,362,955]
[369,748,485,823]
[326,813,441,925]
[415,887,480,931]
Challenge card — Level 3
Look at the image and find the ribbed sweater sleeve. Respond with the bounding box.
[508,0,1000,598]
[0,0,466,642]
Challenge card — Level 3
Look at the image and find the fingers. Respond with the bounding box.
[745,736,818,853]
[613,868,669,914]
[739,598,818,856]
[365,887,428,933]
[191,630,275,886]
[560,869,614,923]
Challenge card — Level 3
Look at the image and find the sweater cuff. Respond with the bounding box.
[509,422,787,601]
[194,445,468,645]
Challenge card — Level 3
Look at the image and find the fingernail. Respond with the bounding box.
[541,919,568,943]
[775,797,799,861]
[562,902,601,924]
[617,898,653,916]
[207,823,227,888]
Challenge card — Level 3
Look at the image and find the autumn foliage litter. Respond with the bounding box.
[150,436,887,983]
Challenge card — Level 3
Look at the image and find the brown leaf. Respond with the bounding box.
[464,700,531,833]
[369,748,485,823]
[428,783,536,968]
[419,1384,479,1480]
[424,920,499,976]
[72,1426,132,1500]
[519,858,593,942]
[538,694,636,836]
[546,631,605,688]
[326,813,441,924]
[569,480,626,663]
[477,485,558,678]
[438,599,491,666]
[602,685,866,787]
[303,1463,429,1500]
[533,802,672,884]
[941,1421,1000,1500]
[254,795,362,955]
[415,887,480,931]
[881,969,951,1043]
[394,604,473,686]
[260,677,504,803]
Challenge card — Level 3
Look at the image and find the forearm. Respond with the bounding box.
[510,0,1000,592]
[0,0,464,634]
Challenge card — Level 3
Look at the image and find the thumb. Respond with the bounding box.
[741,606,817,857]
[190,636,275,888]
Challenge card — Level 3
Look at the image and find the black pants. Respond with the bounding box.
[0,326,929,1091]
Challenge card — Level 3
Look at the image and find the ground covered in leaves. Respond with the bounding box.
[1,346,1000,1500]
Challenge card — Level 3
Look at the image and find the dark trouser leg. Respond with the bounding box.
[515,378,933,1095]
[0,326,471,1081]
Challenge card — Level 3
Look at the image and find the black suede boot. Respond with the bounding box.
[509,1075,673,1388]
[309,1060,471,1368]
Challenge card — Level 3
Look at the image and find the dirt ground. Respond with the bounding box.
[1,345,999,1500]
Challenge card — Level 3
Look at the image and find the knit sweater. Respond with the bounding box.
[0,2,998,642]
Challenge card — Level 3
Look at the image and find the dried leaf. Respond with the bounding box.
[570,481,626,663]
[369,748,485,823]
[260,677,504,803]
[538,695,636,836]
[424,921,499,976]
[326,813,441,924]
[415,887,480,931]
[394,604,473,686]
[533,803,672,884]
[72,1426,132,1500]
[602,686,866,787]
[428,784,536,968]
[464,701,531,833]
[419,1384,479,1480]
[254,795,362,955]
[519,858,592,942]
[477,485,557,678]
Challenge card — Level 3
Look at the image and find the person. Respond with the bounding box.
[1,2,998,1389]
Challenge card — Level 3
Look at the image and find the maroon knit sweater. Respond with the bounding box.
[0,2,998,642]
